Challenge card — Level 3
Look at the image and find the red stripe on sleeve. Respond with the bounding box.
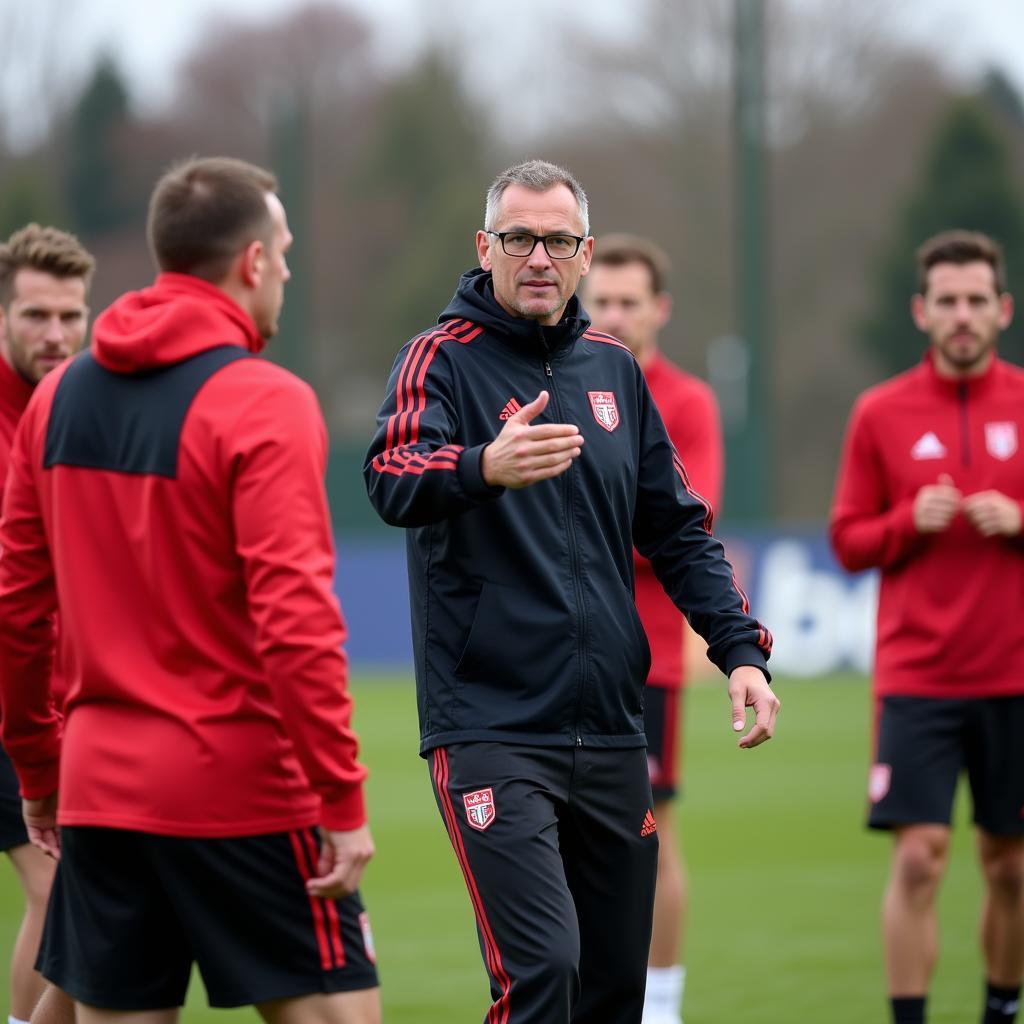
[583,329,632,353]
[672,453,714,534]
[397,335,444,448]
[385,327,447,451]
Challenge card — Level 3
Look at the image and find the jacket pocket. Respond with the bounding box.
[453,582,575,729]
[584,578,651,726]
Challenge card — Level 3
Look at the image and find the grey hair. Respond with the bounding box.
[483,159,590,235]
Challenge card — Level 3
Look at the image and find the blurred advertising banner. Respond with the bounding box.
[335,530,878,677]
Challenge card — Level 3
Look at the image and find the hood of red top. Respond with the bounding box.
[92,272,265,373]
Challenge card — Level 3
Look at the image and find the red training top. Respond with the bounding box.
[635,352,723,688]
[830,352,1024,698]
[0,354,33,480]
[0,353,69,710]
[0,273,367,836]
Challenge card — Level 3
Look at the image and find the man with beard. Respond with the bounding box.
[0,223,93,1024]
[831,230,1024,1024]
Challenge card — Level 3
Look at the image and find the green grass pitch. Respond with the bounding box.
[0,674,985,1021]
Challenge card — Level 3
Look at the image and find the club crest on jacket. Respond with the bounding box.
[588,391,619,432]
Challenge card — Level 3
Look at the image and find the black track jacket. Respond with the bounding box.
[365,269,772,754]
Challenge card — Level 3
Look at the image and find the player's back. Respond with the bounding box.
[4,276,351,836]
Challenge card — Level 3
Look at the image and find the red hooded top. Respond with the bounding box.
[830,352,1024,698]
[635,352,723,688]
[0,273,367,835]
[0,352,34,477]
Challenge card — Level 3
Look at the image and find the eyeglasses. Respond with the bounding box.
[485,230,586,259]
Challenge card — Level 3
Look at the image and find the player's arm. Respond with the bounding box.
[631,379,771,677]
[0,405,61,807]
[829,398,926,571]
[364,337,504,527]
[667,383,724,513]
[229,375,368,837]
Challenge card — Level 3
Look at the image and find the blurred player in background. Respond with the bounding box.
[831,230,1024,1024]
[0,224,93,1024]
[0,157,379,1024]
[584,235,723,1024]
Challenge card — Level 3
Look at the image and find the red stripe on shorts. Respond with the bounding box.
[289,830,333,971]
[301,827,346,968]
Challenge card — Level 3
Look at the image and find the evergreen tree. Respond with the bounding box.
[0,159,64,238]
[862,95,1024,373]
[351,51,491,377]
[65,55,133,236]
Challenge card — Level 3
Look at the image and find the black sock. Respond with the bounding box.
[892,995,926,1024]
[983,980,1022,1022]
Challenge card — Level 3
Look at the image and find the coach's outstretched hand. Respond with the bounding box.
[23,792,60,859]
[481,390,584,489]
[728,665,780,749]
[307,823,375,899]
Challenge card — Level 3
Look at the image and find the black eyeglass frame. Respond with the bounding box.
[484,229,587,259]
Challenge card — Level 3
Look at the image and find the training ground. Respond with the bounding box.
[0,675,985,1022]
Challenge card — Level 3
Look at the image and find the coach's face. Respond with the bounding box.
[251,193,293,340]
[0,269,89,384]
[913,261,1013,378]
[476,184,593,327]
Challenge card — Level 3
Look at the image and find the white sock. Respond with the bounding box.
[644,965,685,1021]
[11,1015,31,1024]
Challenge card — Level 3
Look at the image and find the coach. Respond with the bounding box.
[365,158,777,1024]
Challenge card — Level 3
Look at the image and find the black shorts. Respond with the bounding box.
[644,687,683,801]
[867,694,1024,835]
[39,826,379,1010]
[0,744,29,852]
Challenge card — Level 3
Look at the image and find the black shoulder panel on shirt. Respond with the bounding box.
[43,345,252,478]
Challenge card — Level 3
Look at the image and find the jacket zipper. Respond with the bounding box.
[958,382,970,467]
[544,355,588,747]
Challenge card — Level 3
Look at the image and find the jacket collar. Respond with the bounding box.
[922,348,1001,398]
[438,268,590,357]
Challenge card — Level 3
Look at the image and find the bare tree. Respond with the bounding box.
[0,0,84,152]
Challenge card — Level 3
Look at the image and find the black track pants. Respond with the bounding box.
[430,743,658,1024]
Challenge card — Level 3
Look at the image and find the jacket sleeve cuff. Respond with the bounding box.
[723,643,771,683]
[457,443,506,501]
[18,762,60,801]
[888,499,920,542]
[319,785,368,832]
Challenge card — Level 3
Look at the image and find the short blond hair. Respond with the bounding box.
[0,223,96,307]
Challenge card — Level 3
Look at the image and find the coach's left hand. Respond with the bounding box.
[728,665,780,750]
[307,823,375,899]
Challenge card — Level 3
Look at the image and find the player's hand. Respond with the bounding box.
[961,490,1022,537]
[729,665,779,749]
[913,473,961,533]
[23,792,59,860]
[481,390,584,488]
[307,824,375,899]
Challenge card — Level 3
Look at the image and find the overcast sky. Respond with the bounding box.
[9,0,1024,148]
[77,0,1024,99]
